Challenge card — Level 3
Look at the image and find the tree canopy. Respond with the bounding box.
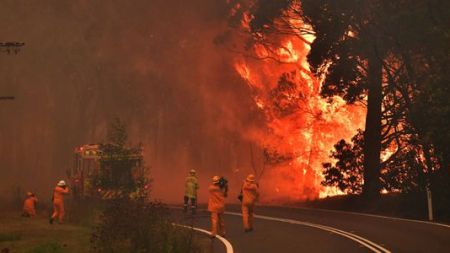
[229,0,450,200]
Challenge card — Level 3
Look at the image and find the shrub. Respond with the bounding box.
[90,199,203,253]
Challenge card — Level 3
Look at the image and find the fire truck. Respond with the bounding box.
[68,144,145,199]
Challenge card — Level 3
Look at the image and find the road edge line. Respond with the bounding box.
[173,223,234,253]
[225,211,390,253]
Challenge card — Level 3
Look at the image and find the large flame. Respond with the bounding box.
[233,12,365,201]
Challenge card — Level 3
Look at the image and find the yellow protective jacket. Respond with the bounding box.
[184,176,199,199]
[242,181,259,206]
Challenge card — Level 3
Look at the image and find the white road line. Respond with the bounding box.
[173,223,234,253]
[281,206,450,229]
[225,211,391,253]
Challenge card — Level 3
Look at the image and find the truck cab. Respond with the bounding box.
[69,143,146,199]
[69,144,102,199]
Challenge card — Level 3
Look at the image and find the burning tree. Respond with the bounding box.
[223,0,365,200]
[224,0,449,201]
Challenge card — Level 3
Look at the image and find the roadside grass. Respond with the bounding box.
[0,233,21,242]
[0,201,214,253]
[25,242,63,253]
[0,211,91,253]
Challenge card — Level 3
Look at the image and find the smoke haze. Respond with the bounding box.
[0,0,262,203]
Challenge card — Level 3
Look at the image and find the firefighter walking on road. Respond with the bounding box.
[184,169,199,214]
[22,192,38,217]
[50,180,69,224]
[241,174,259,232]
[208,176,227,238]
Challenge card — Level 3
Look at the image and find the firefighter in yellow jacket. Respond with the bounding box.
[184,169,199,214]
[208,176,227,238]
[241,174,259,232]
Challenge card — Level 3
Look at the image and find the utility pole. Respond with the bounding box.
[426,186,433,221]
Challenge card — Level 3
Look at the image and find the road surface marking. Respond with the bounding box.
[225,211,391,253]
[283,206,450,229]
[173,223,234,253]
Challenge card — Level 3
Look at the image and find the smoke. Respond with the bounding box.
[0,0,261,203]
[0,0,366,204]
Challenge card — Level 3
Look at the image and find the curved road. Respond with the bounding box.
[173,205,450,253]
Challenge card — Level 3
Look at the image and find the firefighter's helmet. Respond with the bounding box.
[57,180,66,186]
[212,176,220,183]
[246,174,256,182]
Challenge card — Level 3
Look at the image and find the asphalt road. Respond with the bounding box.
[173,205,450,253]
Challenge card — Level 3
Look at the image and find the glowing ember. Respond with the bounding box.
[233,10,365,201]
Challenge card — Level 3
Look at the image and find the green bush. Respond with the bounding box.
[90,199,203,253]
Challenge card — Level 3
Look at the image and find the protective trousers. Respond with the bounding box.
[242,204,254,230]
[23,207,36,217]
[51,200,65,223]
[210,212,225,237]
[183,196,197,214]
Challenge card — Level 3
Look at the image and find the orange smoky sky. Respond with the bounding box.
[0,0,263,203]
[0,0,364,204]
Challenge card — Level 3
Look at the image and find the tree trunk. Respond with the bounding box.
[362,51,383,199]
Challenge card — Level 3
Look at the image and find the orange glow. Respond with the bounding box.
[233,11,365,201]
[278,41,299,63]
[234,61,251,81]
[319,186,346,198]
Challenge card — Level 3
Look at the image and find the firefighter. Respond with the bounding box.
[184,169,199,214]
[208,176,227,238]
[49,180,69,224]
[241,174,259,232]
[22,192,38,217]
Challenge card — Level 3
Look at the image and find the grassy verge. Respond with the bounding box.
[0,212,91,253]
[0,200,214,253]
